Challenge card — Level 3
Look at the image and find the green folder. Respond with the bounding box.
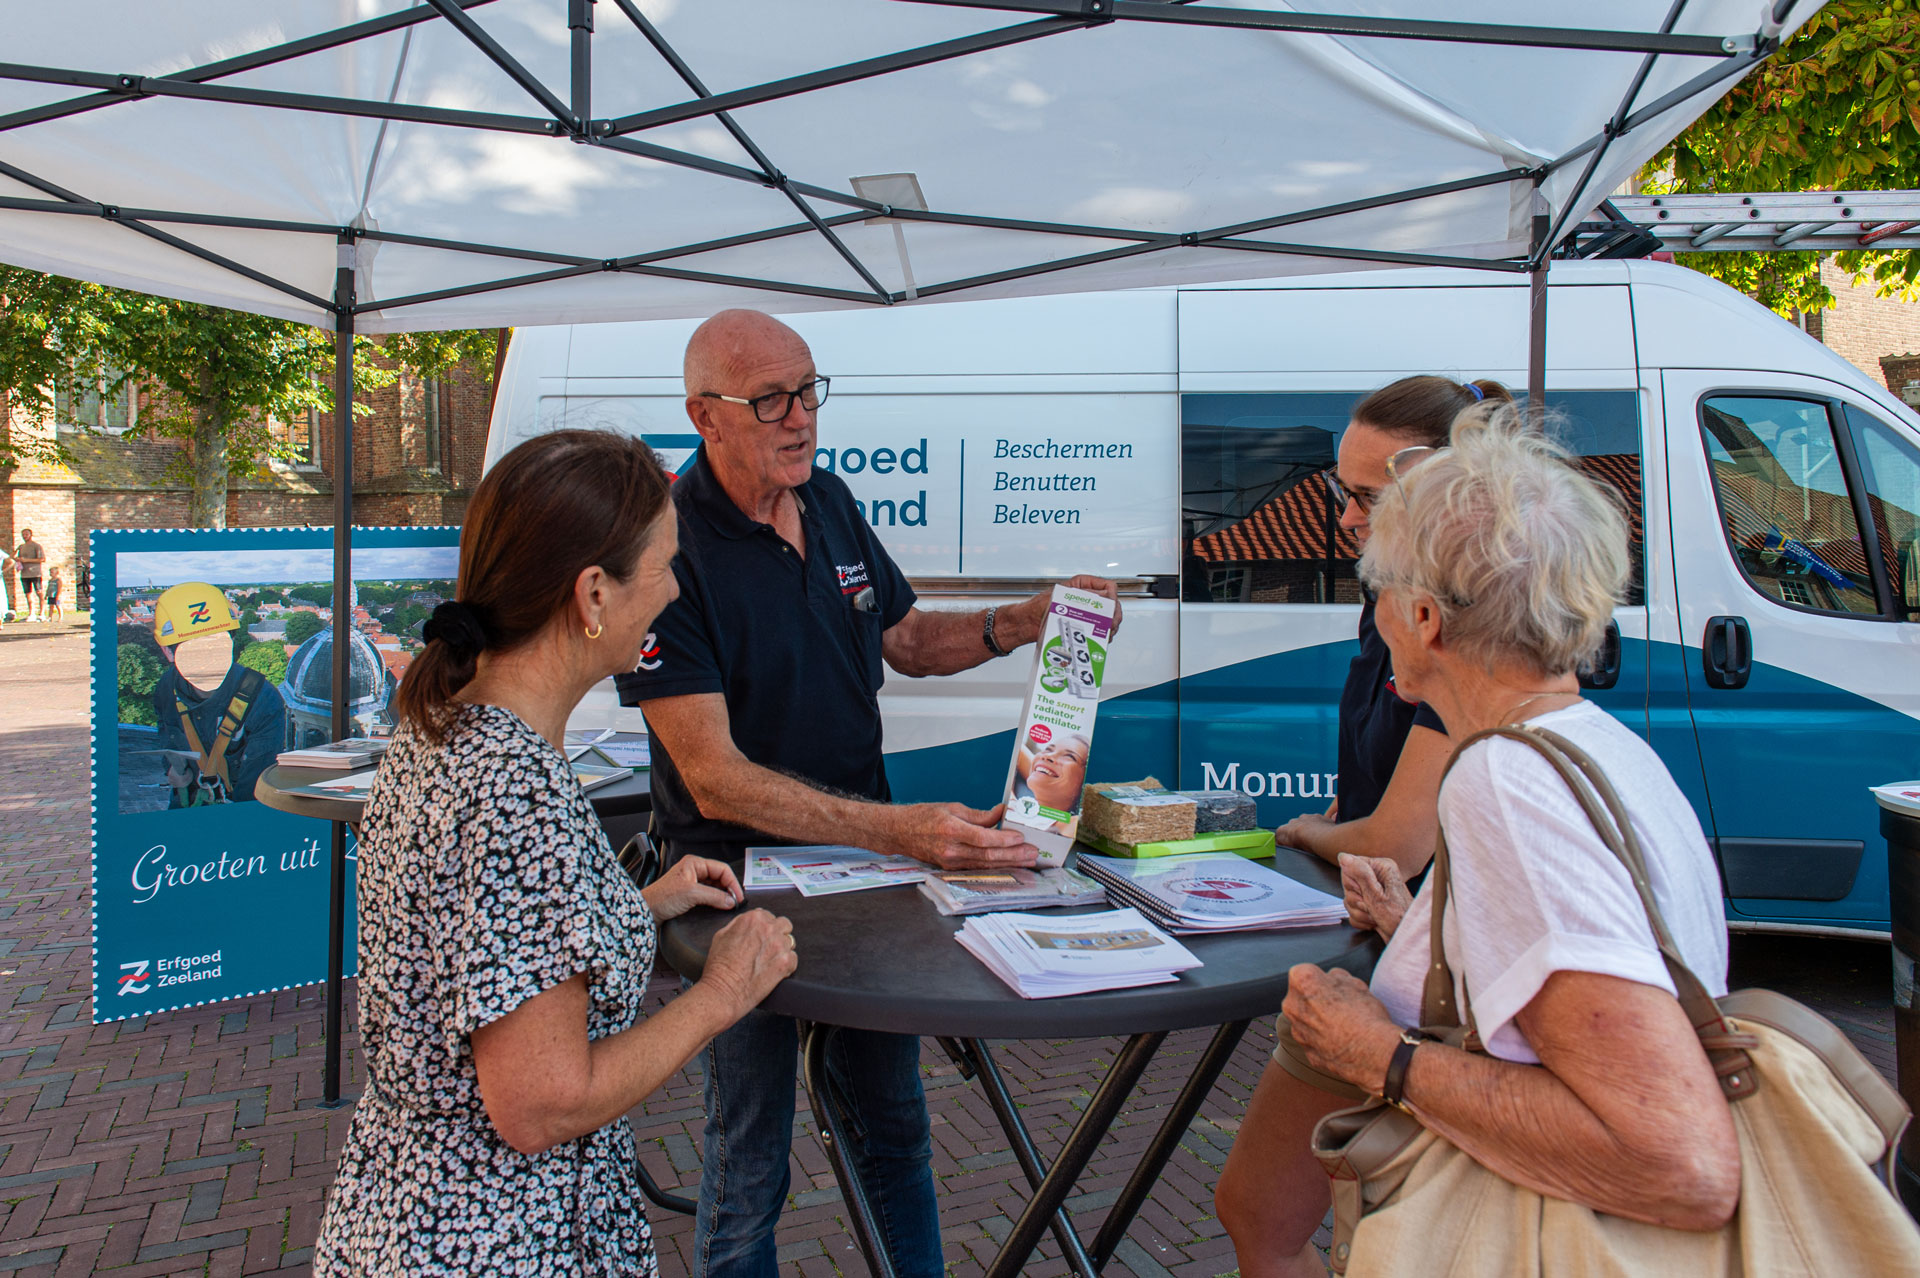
[1077,828,1277,860]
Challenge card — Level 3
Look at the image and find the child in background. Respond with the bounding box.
[44,567,64,625]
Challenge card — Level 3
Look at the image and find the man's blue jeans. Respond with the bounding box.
[692,1003,941,1278]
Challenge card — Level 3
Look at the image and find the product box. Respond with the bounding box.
[998,585,1117,865]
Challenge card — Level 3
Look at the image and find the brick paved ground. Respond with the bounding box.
[0,625,1901,1276]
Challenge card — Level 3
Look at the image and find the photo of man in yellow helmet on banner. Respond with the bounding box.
[139,581,287,811]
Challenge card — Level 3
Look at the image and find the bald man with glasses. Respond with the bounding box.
[617,308,1118,1277]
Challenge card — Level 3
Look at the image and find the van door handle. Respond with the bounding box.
[1702,615,1752,690]
[1578,619,1622,691]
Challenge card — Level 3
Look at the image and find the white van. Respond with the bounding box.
[487,260,1920,937]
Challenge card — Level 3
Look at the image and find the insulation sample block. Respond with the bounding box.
[1080,783,1198,846]
[1174,790,1260,834]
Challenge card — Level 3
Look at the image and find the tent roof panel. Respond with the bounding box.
[0,0,1826,330]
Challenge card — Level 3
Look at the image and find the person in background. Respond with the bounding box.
[44,566,64,625]
[618,309,1120,1278]
[1219,375,1511,1265]
[1229,405,1740,1277]
[11,528,44,622]
[313,429,799,1278]
[1268,377,1512,877]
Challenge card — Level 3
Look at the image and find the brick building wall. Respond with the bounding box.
[1804,259,1920,391]
[1,348,494,607]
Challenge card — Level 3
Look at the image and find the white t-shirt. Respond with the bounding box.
[1370,701,1728,1065]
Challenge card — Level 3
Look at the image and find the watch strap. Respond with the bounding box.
[983,604,1010,657]
[1383,1031,1428,1111]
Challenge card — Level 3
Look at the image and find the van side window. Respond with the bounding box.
[1844,404,1920,622]
[1549,391,1646,608]
[1699,396,1880,617]
[1181,390,1644,606]
[1182,393,1357,604]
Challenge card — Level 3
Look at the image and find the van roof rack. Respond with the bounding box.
[1563,191,1920,258]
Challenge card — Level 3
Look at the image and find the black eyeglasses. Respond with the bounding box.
[701,376,830,423]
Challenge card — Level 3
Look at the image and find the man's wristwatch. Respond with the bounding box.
[1382,1029,1435,1113]
[982,604,1011,657]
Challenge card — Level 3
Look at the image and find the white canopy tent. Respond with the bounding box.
[9,0,1822,1131]
[4,1,1819,332]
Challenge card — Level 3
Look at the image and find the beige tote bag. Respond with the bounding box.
[1310,724,1920,1277]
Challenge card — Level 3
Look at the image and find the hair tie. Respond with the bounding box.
[1464,382,1485,401]
[423,600,489,657]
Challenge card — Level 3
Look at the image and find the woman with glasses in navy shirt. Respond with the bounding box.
[1215,374,1511,1276]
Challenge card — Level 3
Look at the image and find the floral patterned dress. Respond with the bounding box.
[314,704,656,1277]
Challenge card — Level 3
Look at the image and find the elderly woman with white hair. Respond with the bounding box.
[1226,405,1740,1278]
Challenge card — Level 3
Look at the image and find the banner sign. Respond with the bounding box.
[555,390,1181,578]
[90,525,462,1022]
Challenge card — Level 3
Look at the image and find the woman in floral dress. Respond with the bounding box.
[314,430,798,1277]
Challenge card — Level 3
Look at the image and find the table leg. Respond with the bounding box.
[983,1031,1167,1278]
[956,1040,1102,1278]
[1089,1018,1250,1269]
[798,1020,898,1278]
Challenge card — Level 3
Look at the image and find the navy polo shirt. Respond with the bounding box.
[615,447,916,851]
[1336,592,1447,825]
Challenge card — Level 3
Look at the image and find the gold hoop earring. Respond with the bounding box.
[584,622,603,640]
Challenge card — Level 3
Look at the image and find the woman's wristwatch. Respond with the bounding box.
[982,604,1011,657]
[1383,1028,1436,1113]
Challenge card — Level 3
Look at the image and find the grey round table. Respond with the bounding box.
[660,848,1381,1278]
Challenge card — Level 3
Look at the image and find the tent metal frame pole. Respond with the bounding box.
[1549,42,1771,175]
[894,0,1749,57]
[322,232,357,1111]
[423,0,579,130]
[0,0,501,135]
[610,0,893,302]
[598,10,1106,137]
[0,63,555,137]
[1538,0,1690,258]
[1527,184,1550,415]
[569,0,593,131]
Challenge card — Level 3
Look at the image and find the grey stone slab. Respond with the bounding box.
[181,1176,226,1224]
[162,1150,260,1174]
[136,1229,248,1262]
[0,1248,63,1272]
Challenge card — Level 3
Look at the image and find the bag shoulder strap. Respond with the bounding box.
[1436,722,1757,1097]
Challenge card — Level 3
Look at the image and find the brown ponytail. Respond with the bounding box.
[1352,376,1514,448]
[393,429,671,744]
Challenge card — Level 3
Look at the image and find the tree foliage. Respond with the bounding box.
[1645,1,1920,315]
[282,610,327,647]
[0,269,497,521]
[237,639,290,685]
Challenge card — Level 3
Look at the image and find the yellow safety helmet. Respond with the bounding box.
[153,582,239,648]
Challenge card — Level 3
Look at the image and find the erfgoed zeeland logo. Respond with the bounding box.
[636,632,662,672]
[117,960,151,996]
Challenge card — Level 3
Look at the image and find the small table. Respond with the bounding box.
[659,850,1380,1278]
[256,761,653,827]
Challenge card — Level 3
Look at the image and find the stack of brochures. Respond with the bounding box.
[1076,852,1348,934]
[918,867,1106,916]
[955,908,1202,999]
[277,738,389,769]
[744,846,929,897]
